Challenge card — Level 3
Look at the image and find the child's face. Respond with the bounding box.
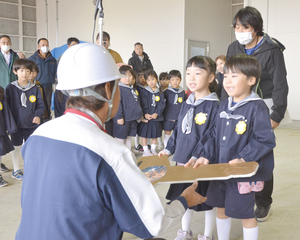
[216,59,225,74]
[28,69,38,83]
[223,70,255,102]
[131,77,136,86]
[120,70,132,86]
[138,75,146,86]
[146,75,157,89]
[160,78,169,89]
[186,66,213,94]
[169,76,181,89]
[14,68,31,83]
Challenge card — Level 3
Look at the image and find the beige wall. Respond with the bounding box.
[248,0,299,120]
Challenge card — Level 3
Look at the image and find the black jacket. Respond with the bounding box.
[128,51,153,73]
[223,33,288,123]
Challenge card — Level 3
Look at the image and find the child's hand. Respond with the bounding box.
[151,113,158,119]
[117,118,124,125]
[141,119,148,123]
[32,116,41,125]
[229,158,245,165]
[185,157,209,169]
[158,150,169,157]
[145,114,152,120]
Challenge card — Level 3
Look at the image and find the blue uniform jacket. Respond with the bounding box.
[165,93,219,164]
[163,87,186,121]
[0,88,17,136]
[114,83,143,122]
[140,86,165,121]
[28,51,57,88]
[194,92,276,182]
[5,82,45,128]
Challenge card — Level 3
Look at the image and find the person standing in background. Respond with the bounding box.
[29,38,57,119]
[128,42,154,73]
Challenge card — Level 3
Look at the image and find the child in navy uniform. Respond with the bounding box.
[162,70,185,148]
[159,72,169,91]
[0,86,17,186]
[189,54,275,240]
[5,59,45,180]
[138,70,165,156]
[113,65,143,149]
[159,56,219,240]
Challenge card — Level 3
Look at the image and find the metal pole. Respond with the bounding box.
[97,0,104,45]
[56,0,59,47]
[45,0,48,39]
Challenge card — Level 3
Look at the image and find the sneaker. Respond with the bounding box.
[148,144,151,150]
[0,175,8,187]
[175,229,193,240]
[12,169,24,181]
[151,149,158,155]
[255,205,272,222]
[143,150,153,157]
[135,144,144,153]
[0,163,8,172]
[158,144,164,150]
[198,234,214,240]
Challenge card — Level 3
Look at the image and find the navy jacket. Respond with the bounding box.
[128,51,153,73]
[163,87,186,121]
[28,51,57,88]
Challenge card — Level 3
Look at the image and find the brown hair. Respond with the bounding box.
[215,55,226,63]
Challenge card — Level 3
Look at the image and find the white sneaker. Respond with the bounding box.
[198,234,214,240]
[175,229,193,240]
[151,149,158,155]
[143,150,153,157]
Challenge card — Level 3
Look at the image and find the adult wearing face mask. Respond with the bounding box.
[29,38,58,118]
[0,35,19,89]
[223,6,288,223]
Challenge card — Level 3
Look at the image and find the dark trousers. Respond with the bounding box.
[44,85,53,119]
[255,174,273,207]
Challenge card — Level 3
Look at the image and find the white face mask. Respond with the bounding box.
[40,46,49,53]
[1,45,11,52]
[235,30,256,45]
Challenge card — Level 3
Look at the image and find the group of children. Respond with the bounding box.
[0,59,45,185]
[109,53,275,240]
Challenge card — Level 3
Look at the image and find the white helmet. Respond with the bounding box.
[57,43,123,90]
[57,43,124,121]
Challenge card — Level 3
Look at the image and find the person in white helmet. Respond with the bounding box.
[15,43,206,240]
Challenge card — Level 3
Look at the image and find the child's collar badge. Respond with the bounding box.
[155,96,160,101]
[0,102,3,111]
[178,97,183,103]
[29,95,36,103]
[236,121,247,134]
[135,90,139,95]
[195,112,207,125]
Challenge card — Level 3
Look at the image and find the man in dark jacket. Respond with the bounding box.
[128,42,154,73]
[29,38,58,118]
[223,6,288,223]
[0,35,19,89]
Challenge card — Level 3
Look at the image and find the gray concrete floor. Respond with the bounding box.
[1,122,300,240]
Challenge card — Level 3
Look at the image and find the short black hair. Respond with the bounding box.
[119,65,137,87]
[96,31,110,41]
[233,6,264,36]
[13,59,33,72]
[144,69,158,81]
[37,38,48,45]
[159,72,168,81]
[137,67,149,76]
[134,42,143,48]
[224,53,261,90]
[168,70,181,80]
[0,35,11,41]
[186,55,216,75]
[29,60,39,73]
[67,37,79,46]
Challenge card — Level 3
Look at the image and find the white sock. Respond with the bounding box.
[181,209,194,232]
[216,217,231,240]
[125,137,132,149]
[12,146,22,172]
[164,134,170,147]
[151,144,156,151]
[143,145,148,152]
[135,134,139,148]
[158,137,163,145]
[204,209,216,238]
[243,226,258,240]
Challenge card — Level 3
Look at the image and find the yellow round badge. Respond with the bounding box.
[195,112,207,125]
[135,90,139,96]
[29,95,36,103]
[0,102,3,110]
[155,96,160,101]
[178,97,183,103]
[235,121,247,134]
